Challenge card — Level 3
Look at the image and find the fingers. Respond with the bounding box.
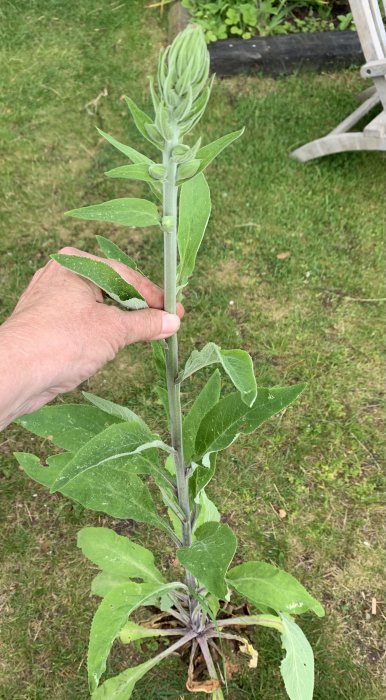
[100,305,180,346]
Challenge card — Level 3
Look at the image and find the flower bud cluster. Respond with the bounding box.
[149,25,212,145]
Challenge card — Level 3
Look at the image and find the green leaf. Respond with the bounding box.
[151,340,166,379]
[82,392,148,428]
[279,613,314,700]
[124,96,162,149]
[226,561,324,618]
[77,527,165,584]
[180,343,256,407]
[51,254,147,310]
[195,385,305,459]
[188,453,217,502]
[177,521,237,599]
[88,581,185,691]
[91,572,132,598]
[95,236,138,270]
[193,489,220,535]
[49,421,169,489]
[96,128,154,165]
[183,370,221,463]
[15,452,72,488]
[91,655,164,700]
[49,422,172,530]
[177,173,211,288]
[64,197,160,228]
[118,621,165,644]
[196,128,244,172]
[105,163,154,182]
[15,404,122,451]
[154,386,170,427]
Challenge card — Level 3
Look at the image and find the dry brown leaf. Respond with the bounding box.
[276,251,291,260]
[239,639,258,669]
[186,678,221,693]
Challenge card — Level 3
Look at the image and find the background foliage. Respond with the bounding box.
[180,1,353,41]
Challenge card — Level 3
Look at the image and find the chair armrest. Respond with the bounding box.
[360,59,386,79]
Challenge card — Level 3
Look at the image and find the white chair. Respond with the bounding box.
[291,0,386,161]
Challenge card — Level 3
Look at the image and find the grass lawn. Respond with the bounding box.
[1,1,385,698]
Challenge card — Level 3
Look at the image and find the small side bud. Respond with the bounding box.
[171,144,191,163]
[162,215,175,234]
[148,164,167,181]
[177,159,201,181]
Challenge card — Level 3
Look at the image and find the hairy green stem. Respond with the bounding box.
[163,126,195,599]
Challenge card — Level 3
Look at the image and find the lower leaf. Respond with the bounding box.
[279,613,314,700]
[88,581,186,692]
[91,632,194,700]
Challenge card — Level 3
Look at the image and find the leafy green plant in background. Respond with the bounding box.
[179,1,353,42]
[14,26,324,700]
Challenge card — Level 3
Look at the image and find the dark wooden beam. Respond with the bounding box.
[208,31,363,77]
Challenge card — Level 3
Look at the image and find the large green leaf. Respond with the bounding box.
[195,385,305,459]
[82,392,148,428]
[15,452,72,489]
[96,128,153,165]
[177,173,211,288]
[226,561,324,618]
[64,197,160,228]
[49,422,172,528]
[105,163,154,182]
[183,370,221,463]
[279,613,314,700]
[180,343,256,407]
[15,404,122,452]
[96,236,138,270]
[88,581,185,691]
[51,254,147,310]
[77,527,164,584]
[51,420,172,491]
[177,521,237,599]
[196,128,245,172]
[16,449,168,529]
[91,571,132,598]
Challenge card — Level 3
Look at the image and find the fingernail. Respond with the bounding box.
[161,312,180,336]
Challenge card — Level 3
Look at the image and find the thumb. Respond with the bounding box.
[106,306,181,346]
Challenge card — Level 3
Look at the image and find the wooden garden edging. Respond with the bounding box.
[169,3,362,77]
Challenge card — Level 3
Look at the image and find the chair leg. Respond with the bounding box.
[290,132,386,162]
[357,85,377,102]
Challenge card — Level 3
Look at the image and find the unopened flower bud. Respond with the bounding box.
[177,158,201,181]
[162,215,175,233]
[156,25,209,128]
[148,164,167,181]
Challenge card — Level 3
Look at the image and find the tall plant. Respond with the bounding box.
[15,26,323,700]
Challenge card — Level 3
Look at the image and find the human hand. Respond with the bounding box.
[0,247,183,428]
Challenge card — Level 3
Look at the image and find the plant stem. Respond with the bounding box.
[163,128,193,560]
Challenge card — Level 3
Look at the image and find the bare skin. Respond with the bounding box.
[0,246,183,430]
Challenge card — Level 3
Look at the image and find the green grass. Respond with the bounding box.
[1,1,386,699]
